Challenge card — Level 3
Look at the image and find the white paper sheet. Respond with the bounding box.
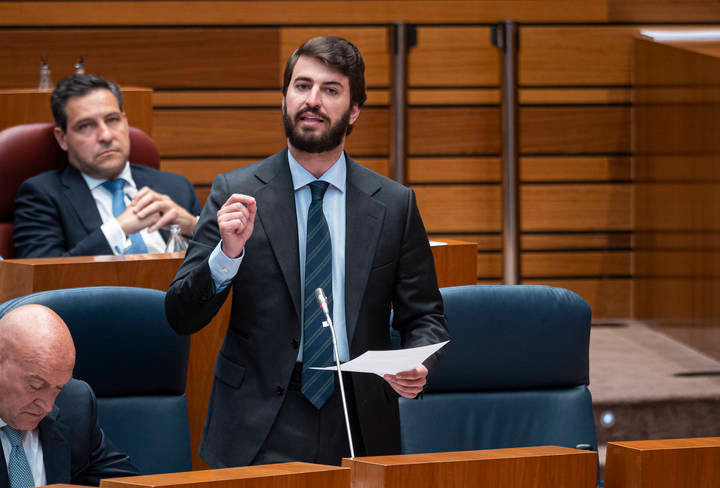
[311,340,450,377]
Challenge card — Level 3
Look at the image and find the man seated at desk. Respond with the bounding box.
[0,304,138,487]
[13,74,201,258]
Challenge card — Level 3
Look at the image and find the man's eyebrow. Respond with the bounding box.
[71,117,97,128]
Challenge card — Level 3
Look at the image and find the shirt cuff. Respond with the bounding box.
[209,241,244,292]
[101,219,131,255]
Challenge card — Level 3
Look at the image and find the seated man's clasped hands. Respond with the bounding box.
[13,74,201,258]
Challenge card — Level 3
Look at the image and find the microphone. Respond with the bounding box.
[314,287,355,458]
[314,288,331,327]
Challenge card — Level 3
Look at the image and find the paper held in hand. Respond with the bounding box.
[310,341,450,377]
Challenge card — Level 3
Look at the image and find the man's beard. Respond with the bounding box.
[283,105,351,154]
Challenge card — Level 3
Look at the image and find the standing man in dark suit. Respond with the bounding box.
[165,36,449,467]
[13,74,202,258]
[0,304,138,487]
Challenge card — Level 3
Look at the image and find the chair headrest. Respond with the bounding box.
[0,123,160,221]
[427,285,592,392]
[0,286,189,396]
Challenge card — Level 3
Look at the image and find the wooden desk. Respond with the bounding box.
[342,446,597,488]
[0,253,183,302]
[0,239,477,469]
[605,437,720,488]
[100,462,349,488]
[0,87,153,134]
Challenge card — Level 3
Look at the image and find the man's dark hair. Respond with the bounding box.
[282,36,367,124]
[51,74,123,131]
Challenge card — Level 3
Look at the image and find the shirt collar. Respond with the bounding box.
[80,161,135,192]
[287,149,346,194]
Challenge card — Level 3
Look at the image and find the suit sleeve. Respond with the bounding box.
[165,173,232,334]
[391,189,449,371]
[13,179,113,258]
[71,382,138,485]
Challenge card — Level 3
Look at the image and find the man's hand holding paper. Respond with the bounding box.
[312,341,450,398]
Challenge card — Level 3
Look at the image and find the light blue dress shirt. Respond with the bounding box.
[208,150,349,362]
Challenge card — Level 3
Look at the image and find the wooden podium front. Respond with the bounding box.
[99,463,349,488]
[0,239,477,469]
[605,437,720,488]
[342,446,597,488]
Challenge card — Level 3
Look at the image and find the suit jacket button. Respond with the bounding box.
[291,339,299,350]
[276,386,285,396]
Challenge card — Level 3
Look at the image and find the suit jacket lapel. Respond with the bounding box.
[0,442,8,488]
[60,165,103,235]
[344,156,385,344]
[254,150,302,321]
[38,406,71,484]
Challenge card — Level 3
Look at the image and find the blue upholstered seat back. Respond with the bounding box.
[0,286,192,474]
[399,285,596,454]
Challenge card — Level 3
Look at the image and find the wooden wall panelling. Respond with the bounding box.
[0,28,281,89]
[408,107,630,156]
[473,251,631,280]
[409,27,499,87]
[520,106,631,154]
[408,156,631,183]
[522,184,631,232]
[523,278,632,318]
[633,37,720,359]
[409,107,501,155]
[520,26,641,86]
[0,2,610,27]
[431,233,631,252]
[608,1,720,22]
[413,184,630,233]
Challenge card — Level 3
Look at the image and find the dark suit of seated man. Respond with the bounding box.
[13,74,202,258]
[0,304,138,487]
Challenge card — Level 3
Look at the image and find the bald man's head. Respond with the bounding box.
[0,305,76,430]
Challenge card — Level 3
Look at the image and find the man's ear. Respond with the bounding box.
[349,103,360,125]
[53,127,68,152]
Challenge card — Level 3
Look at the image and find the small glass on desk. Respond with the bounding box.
[165,224,188,253]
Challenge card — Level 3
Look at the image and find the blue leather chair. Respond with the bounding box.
[0,286,192,474]
[399,285,597,454]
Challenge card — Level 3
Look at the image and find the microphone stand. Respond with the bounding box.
[315,288,355,459]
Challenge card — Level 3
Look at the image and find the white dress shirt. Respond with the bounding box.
[0,418,46,486]
[80,162,167,255]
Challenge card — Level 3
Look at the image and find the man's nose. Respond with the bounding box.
[97,122,113,142]
[35,393,57,413]
[305,86,322,107]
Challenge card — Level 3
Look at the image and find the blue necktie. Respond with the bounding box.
[301,181,335,409]
[2,426,35,488]
[101,179,148,254]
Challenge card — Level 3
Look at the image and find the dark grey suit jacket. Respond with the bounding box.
[13,163,202,258]
[165,149,448,467]
[0,379,138,488]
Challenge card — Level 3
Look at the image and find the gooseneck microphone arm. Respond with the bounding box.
[314,287,355,459]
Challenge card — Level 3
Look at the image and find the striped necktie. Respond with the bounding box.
[301,180,335,409]
[101,179,148,254]
[2,426,35,488]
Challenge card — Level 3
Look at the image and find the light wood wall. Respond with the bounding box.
[2,1,720,319]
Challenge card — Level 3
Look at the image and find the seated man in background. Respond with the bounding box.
[13,74,202,258]
[0,304,138,486]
